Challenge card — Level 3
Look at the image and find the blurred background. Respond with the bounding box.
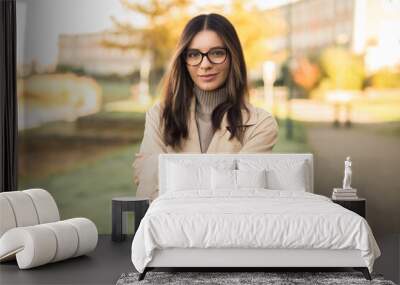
[16,0,399,280]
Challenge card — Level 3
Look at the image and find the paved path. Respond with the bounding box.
[304,122,400,236]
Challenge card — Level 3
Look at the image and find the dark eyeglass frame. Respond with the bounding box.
[183,47,229,66]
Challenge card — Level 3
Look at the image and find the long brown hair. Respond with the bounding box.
[160,13,250,150]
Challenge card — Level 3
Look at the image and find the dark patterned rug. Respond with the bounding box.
[116,271,396,285]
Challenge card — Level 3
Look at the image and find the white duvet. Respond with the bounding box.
[131,190,381,273]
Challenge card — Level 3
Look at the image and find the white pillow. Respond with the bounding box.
[237,159,308,191]
[168,162,210,191]
[237,169,267,189]
[266,167,306,191]
[211,168,236,190]
[211,168,267,190]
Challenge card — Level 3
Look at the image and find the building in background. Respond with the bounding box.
[267,0,400,73]
[57,32,142,76]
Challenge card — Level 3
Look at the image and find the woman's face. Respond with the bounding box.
[186,30,230,91]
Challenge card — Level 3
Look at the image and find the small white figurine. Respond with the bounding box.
[342,156,352,189]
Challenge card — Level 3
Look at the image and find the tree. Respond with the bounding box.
[369,68,400,89]
[216,0,282,71]
[292,56,321,93]
[101,0,191,104]
[310,47,365,100]
[319,47,365,90]
[105,0,191,69]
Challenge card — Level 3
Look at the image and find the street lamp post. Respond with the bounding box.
[138,51,152,106]
[286,0,293,140]
[263,61,276,114]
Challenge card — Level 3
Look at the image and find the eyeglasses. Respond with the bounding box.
[183,47,228,66]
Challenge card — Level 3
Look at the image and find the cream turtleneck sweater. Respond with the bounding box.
[193,85,228,153]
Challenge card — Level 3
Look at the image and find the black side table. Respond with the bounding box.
[332,198,366,218]
[112,197,150,242]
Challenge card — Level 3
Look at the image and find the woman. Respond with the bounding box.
[133,13,279,200]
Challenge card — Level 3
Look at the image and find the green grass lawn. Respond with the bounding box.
[97,79,132,105]
[19,144,140,234]
[273,119,311,153]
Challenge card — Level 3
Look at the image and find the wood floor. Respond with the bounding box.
[0,234,398,285]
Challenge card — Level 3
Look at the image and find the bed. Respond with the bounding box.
[131,153,381,281]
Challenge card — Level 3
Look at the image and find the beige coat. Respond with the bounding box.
[132,97,279,200]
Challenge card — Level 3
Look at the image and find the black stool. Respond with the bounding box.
[112,197,149,242]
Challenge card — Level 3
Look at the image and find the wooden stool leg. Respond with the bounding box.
[112,201,123,242]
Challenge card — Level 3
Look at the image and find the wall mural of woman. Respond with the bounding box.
[132,13,279,200]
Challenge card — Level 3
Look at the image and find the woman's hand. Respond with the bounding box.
[135,153,144,159]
